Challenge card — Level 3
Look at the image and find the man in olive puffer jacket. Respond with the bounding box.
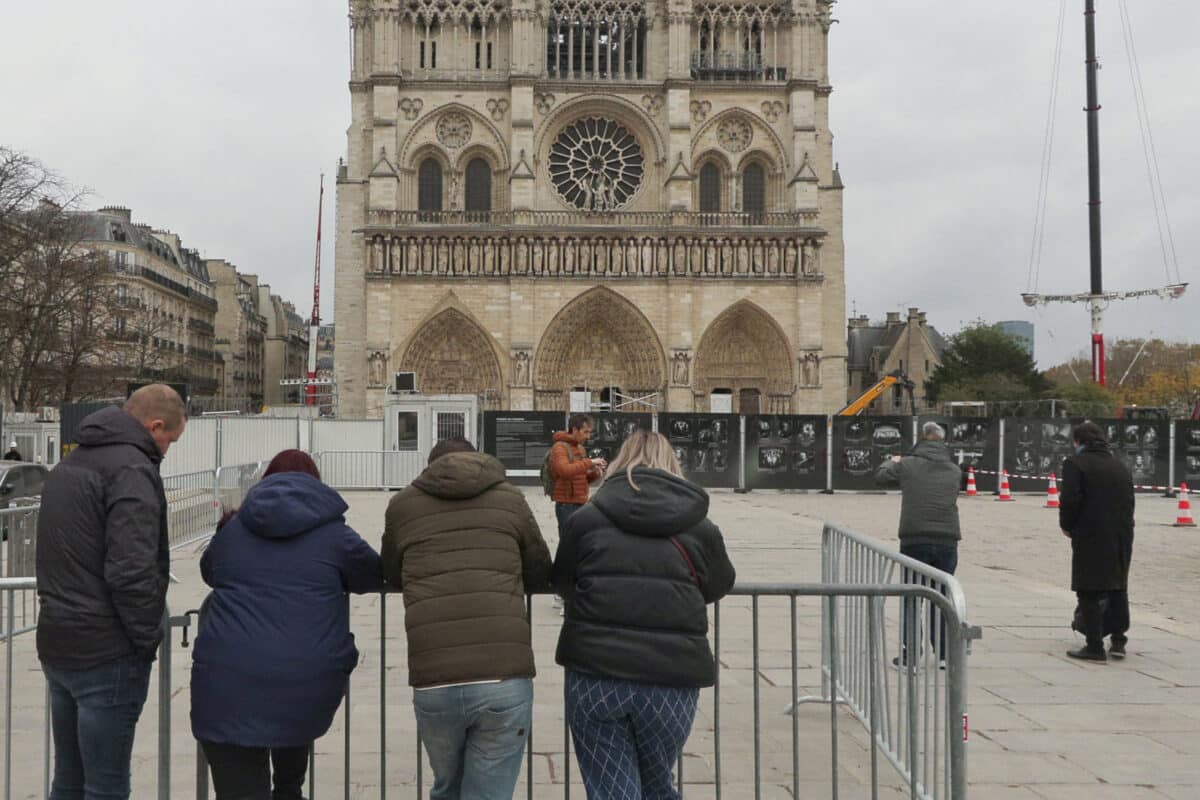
[382,436,551,799]
[876,421,962,665]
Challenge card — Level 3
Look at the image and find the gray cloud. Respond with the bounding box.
[2,1,1195,369]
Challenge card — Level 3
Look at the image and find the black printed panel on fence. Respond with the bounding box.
[743,415,827,490]
[482,411,564,485]
[583,412,654,465]
[1002,418,1081,492]
[1176,421,1200,491]
[920,416,1001,494]
[831,416,913,491]
[658,413,739,489]
[1003,418,1170,493]
[1094,418,1171,492]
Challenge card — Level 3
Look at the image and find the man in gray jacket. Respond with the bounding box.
[876,421,962,666]
[36,384,186,800]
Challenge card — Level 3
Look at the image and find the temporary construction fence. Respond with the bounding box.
[2,522,977,800]
[159,413,1200,495]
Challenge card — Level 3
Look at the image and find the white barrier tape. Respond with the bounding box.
[970,468,1176,493]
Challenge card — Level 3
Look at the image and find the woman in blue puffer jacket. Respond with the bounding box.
[191,450,384,799]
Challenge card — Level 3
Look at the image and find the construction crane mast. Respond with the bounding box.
[1021,0,1186,385]
[306,175,324,405]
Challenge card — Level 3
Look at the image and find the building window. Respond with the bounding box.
[699,162,721,213]
[547,2,646,80]
[549,117,644,211]
[742,162,765,219]
[418,21,439,69]
[464,158,492,213]
[418,158,444,214]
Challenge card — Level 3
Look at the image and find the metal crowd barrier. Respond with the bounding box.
[314,451,424,491]
[3,534,977,800]
[806,522,982,800]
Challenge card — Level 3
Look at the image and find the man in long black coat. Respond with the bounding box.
[1059,421,1135,662]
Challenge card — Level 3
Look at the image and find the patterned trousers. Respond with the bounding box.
[565,670,699,800]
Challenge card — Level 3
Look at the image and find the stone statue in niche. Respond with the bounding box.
[371,238,384,273]
[367,351,388,388]
[671,350,692,385]
[512,350,531,386]
[449,173,462,211]
[801,353,822,386]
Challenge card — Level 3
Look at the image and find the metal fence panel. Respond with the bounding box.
[162,417,219,477]
[310,420,385,454]
[315,451,425,490]
[220,418,300,467]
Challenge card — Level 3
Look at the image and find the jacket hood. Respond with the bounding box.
[75,407,162,462]
[553,431,581,445]
[1081,440,1112,455]
[412,451,508,500]
[592,467,709,537]
[238,472,349,539]
[912,440,953,462]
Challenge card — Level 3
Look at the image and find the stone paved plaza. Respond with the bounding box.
[4,488,1199,799]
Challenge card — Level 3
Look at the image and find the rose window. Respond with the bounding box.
[549,117,644,211]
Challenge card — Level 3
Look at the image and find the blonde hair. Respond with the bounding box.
[604,430,684,491]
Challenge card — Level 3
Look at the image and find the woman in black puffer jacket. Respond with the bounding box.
[552,430,735,800]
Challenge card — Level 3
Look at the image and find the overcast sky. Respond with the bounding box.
[2,1,1195,369]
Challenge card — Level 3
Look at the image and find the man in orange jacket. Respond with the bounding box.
[549,414,607,534]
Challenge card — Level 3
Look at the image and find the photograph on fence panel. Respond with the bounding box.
[482,411,565,485]
[1004,417,1170,493]
[1176,421,1200,488]
[1096,418,1170,490]
[743,415,827,490]
[583,411,653,463]
[920,416,1000,494]
[831,416,911,491]
[658,413,739,489]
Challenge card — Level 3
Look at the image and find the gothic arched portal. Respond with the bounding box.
[534,287,665,410]
[397,308,504,407]
[694,300,793,412]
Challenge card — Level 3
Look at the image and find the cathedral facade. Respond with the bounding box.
[334,0,846,417]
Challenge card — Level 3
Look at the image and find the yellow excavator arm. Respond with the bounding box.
[838,371,915,416]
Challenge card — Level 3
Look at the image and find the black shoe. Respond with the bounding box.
[1109,641,1126,659]
[1067,646,1107,662]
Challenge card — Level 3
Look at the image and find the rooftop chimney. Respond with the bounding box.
[885,311,901,327]
[98,206,132,222]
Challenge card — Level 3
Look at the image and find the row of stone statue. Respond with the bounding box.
[366,234,824,278]
[366,349,822,389]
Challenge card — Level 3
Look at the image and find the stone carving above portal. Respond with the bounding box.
[690,100,712,123]
[717,117,753,153]
[486,98,510,121]
[399,97,424,121]
[367,350,388,388]
[670,349,692,386]
[511,348,532,386]
[535,92,557,115]
[641,94,665,117]
[761,100,785,123]
[436,111,473,148]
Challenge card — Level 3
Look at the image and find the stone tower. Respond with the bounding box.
[334,0,845,417]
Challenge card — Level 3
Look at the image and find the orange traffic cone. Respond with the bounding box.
[1044,473,1060,508]
[996,470,1014,502]
[1175,483,1197,527]
[965,467,978,497]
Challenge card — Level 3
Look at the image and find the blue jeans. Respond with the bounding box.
[412,678,532,800]
[899,543,958,661]
[565,670,699,800]
[43,655,154,800]
[555,502,583,535]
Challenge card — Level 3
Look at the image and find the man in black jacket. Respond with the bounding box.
[36,384,186,799]
[1059,421,1135,663]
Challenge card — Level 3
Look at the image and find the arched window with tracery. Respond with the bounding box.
[547,0,646,80]
[418,158,444,216]
[691,2,788,81]
[699,162,722,214]
[742,162,765,220]
[402,0,510,76]
[465,158,492,215]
